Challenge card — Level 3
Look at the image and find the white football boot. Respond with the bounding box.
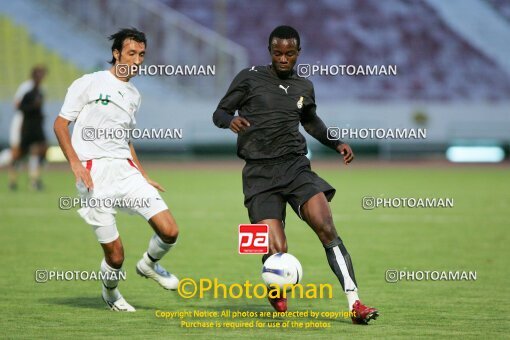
[136,252,179,290]
[102,287,136,312]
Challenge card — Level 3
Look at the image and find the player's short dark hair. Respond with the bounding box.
[108,27,147,65]
[31,64,47,77]
[268,25,300,50]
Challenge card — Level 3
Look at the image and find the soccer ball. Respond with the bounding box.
[262,253,303,289]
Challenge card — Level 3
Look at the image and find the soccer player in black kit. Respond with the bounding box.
[213,26,378,324]
[9,66,48,191]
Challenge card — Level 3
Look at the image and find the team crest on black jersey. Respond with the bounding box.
[297,96,304,109]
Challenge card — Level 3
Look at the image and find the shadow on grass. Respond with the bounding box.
[42,296,156,311]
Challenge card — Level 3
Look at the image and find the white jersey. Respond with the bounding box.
[14,79,35,105]
[59,70,141,161]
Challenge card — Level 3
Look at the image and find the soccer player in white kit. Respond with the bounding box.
[54,28,179,312]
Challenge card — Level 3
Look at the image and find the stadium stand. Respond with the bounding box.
[0,16,85,101]
[0,0,508,153]
[487,0,510,21]
[162,0,510,101]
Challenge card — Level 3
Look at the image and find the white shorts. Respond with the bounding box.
[76,158,168,243]
[9,112,23,147]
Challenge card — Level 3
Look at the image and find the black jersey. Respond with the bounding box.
[19,87,46,151]
[213,65,342,161]
[19,87,44,121]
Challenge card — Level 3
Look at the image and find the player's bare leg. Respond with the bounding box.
[148,209,179,244]
[301,192,378,324]
[258,218,288,312]
[28,142,47,191]
[99,237,135,312]
[8,146,22,191]
[136,209,180,290]
[260,218,287,258]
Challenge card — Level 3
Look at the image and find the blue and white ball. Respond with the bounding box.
[262,253,303,289]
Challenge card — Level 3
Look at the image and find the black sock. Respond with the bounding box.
[324,237,358,291]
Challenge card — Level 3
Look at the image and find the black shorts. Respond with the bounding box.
[20,118,46,153]
[242,154,336,224]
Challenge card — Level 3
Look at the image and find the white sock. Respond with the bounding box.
[28,155,39,178]
[147,234,175,261]
[101,258,121,301]
[346,290,360,311]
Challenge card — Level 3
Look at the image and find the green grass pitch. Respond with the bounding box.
[0,163,508,338]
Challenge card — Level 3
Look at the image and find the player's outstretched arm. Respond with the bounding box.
[301,113,354,165]
[128,142,165,192]
[53,116,94,189]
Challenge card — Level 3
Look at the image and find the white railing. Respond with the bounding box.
[427,0,510,77]
[40,0,247,97]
